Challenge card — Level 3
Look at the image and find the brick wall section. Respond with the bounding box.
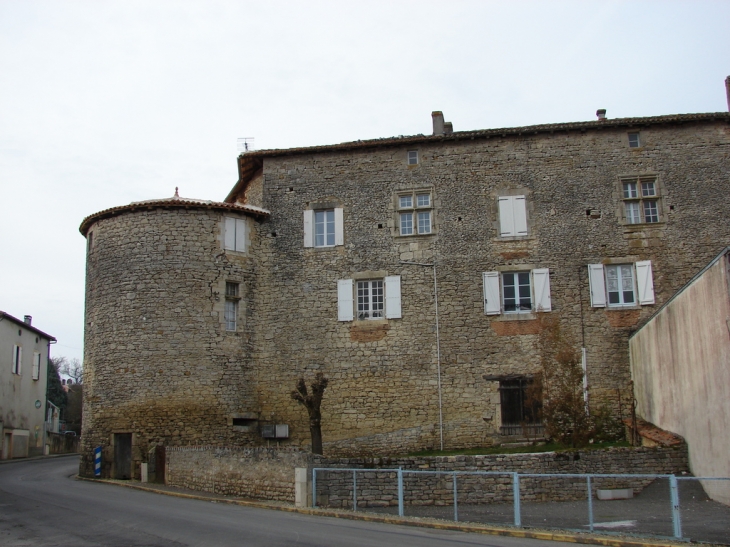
[165,446,687,506]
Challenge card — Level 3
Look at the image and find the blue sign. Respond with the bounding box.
[94,446,102,477]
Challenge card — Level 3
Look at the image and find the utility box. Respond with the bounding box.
[262,424,289,439]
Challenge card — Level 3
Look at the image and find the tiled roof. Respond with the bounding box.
[623,418,685,447]
[0,311,56,341]
[79,194,270,236]
[228,111,730,203]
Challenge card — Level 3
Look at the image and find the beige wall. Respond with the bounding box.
[0,317,50,458]
[630,251,730,504]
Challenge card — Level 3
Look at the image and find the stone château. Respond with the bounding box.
[79,82,730,478]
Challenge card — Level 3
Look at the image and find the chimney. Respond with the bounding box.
[596,109,607,121]
[432,111,445,135]
[444,122,453,135]
[23,315,32,325]
[726,76,730,111]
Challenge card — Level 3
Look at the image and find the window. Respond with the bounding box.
[622,176,660,224]
[357,280,384,320]
[499,377,542,436]
[224,282,240,331]
[497,196,528,237]
[32,352,41,380]
[314,210,335,247]
[588,261,654,307]
[338,276,401,321]
[407,150,418,165]
[628,132,641,148]
[12,345,21,375]
[224,217,248,252]
[483,269,551,315]
[304,208,343,247]
[398,191,432,236]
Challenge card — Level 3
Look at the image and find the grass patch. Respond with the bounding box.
[407,440,630,458]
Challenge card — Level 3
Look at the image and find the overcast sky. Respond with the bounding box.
[1,1,728,363]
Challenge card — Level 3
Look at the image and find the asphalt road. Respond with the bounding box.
[0,456,581,547]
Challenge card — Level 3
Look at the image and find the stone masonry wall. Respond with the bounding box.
[80,207,260,477]
[165,446,688,506]
[246,119,730,455]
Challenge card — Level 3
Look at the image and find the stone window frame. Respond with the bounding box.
[588,258,655,309]
[491,187,535,241]
[616,174,665,227]
[394,188,435,238]
[338,271,402,322]
[223,216,249,254]
[483,265,552,320]
[224,281,241,332]
[303,199,344,249]
[628,132,642,148]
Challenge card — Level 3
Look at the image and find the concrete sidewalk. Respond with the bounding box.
[76,474,727,547]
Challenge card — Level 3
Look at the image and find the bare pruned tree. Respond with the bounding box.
[57,357,83,385]
[291,373,328,455]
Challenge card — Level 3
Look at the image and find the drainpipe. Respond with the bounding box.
[400,260,444,451]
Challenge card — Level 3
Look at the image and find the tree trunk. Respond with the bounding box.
[310,424,323,455]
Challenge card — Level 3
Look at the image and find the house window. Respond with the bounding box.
[483,269,551,315]
[224,282,240,331]
[588,261,655,307]
[224,217,248,252]
[32,352,41,380]
[398,191,432,236]
[502,272,532,313]
[314,210,335,247]
[337,276,401,321]
[628,132,641,148]
[12,345,22,375]
[304,208,343,247]
[407,150,418,165]
[499,377,542,436]
[357,280,384,320]
[497,195,528,237]
[622,177,660,224]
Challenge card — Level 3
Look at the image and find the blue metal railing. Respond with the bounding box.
[311,467,730,540]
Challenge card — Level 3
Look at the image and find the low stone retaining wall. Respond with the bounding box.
[316,446,688,507]
[166,445,688,506]
[166,446,322,502]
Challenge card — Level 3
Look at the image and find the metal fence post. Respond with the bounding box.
[512,472,521,527]
[586,475,594,532]
[353,470,357,512]
[453,471,458,522]
[397,468,404,517]
[670,475,682,539]
[312,469,317,508]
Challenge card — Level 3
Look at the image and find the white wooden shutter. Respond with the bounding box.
[337,279,353,321]
[588,264,607,307]
[482,271,501,315]
[334,208,344,246]
[635,260,655,305]
[224,217,236,250]
[384,276,402,319]
[235,219,247,252]
[532,268,552,312]
[303,210,314,248]
[513,196,528,236]
[32,352,40,380]
[498,197,515,236]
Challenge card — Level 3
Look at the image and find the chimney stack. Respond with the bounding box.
[24,315,32,325]
[432,111,445,135]
[725,76,730,111]
[596,109,607,121]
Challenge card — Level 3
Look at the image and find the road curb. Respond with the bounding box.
[75,475,711,547]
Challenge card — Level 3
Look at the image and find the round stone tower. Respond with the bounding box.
[78,193,268,478]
